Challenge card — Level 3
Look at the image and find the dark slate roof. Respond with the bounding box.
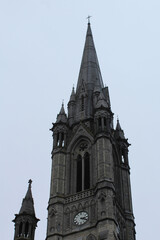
[76,23,104,93]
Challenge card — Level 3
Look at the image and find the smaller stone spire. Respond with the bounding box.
[115,118,125,139]
[95,91,108,109]
[13,180,39,240]
[69,86,76,102]
[60,102,65,114]
[103,86,111,109]
[19,179,35,216]
[56,102,67,123]
[116,118,121,131]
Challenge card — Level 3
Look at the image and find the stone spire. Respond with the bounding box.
[76,23,104,93]
[69,86,76,102]
[56,102,67,123]
[115,119,125,139]
[19,179,35,216]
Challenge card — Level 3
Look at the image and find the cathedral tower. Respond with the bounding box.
[13,180,39,240]
[47,23,136,240]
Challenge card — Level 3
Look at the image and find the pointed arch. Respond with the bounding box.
[65,207,70,214]
[84,201,89,208]
[86,234,97,240]
[71,205,77,212]
[78,203,83,210]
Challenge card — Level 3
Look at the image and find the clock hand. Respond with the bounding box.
[80,217,87,220]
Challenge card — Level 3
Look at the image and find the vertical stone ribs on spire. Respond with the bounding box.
[76,23,104,92]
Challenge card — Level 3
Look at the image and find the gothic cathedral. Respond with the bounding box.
[13,23,136,240]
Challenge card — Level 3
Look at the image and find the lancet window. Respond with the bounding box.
[75,141,91,192]
[70,140,92,194]
[76,152,90,192]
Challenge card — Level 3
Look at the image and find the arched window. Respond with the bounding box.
[76,152,90,192]
[19,222,23,236]
[24,221,29,237]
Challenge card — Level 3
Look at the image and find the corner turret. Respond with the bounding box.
[115,119,130,165]
[51,103,68,150]
[13,180,39,240]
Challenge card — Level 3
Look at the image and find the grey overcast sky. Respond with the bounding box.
[1,0,160,239]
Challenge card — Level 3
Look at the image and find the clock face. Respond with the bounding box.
[74,211,88,225]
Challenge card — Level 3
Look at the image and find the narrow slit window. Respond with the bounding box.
[57,133,59,146]
[24,222,29,237]
[98,117,102,127]
[84,152,90,190]
[61,133,64,147]
[19,222,23,236]
[77,155,82,192]
[122,155,125,163]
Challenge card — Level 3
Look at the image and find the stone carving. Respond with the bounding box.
[50,227,55,233]
[98,192,106,202]
[87,234,97,240]
[79,142,88,151]
[49,207,57,217]
[56,221,61,232]
[99,230,108,240]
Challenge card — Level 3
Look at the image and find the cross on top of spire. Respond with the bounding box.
[28,179,32,187]
[86,15,92,24]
